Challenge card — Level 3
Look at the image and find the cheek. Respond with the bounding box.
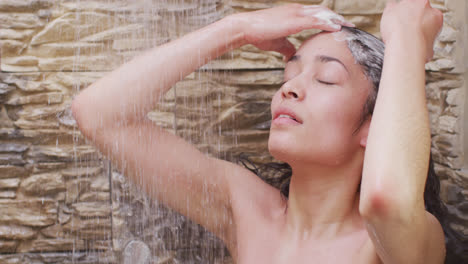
[306,90,364,146]
[313,92,358,125]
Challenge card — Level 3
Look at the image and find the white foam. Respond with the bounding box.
[332,31,353,42]
[312,10,345,26]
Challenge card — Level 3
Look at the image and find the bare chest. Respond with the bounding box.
[233,223,382,264]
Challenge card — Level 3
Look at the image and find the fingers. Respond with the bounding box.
[278,39,297,62]
[269,38,296,62]
[300,6,355,30]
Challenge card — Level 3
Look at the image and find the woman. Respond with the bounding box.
[71,0,446,263]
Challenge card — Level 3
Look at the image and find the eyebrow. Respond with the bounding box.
[317,55,349,74]
[287,54,349,74]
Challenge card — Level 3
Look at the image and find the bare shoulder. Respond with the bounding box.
[222,158,286,219]
[221,159,286,251]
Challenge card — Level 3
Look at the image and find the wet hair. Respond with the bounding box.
[239,27,460,262]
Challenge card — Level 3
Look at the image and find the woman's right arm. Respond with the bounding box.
[71,4,350,251]
[71,5,350,130]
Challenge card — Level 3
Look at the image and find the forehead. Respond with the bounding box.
[294,32,356,68]
[291,32,371,82]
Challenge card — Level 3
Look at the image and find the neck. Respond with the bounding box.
[284,151,364,240]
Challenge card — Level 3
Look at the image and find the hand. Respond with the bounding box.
[228,4,354,61]
[380,0,443,62]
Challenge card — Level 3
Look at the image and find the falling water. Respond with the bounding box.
[69,0,240,263]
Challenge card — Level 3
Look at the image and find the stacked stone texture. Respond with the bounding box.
[0,0,466,263]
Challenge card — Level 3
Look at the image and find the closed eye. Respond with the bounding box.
[317,80,335,85]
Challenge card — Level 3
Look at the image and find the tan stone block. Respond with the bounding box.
[12,80,64,93]
[38,55,119,71]
[439,115,459,133]
[72,202,111,218]
[112,39,155,52]
[32,162,67,173]
[0,13,44,29]
[16,238,86,253]
[0,191,16,199]
[446,156,464,170]
[230,0,276,10]
[0,0,53,12]
[60,0,147,13]
[12,129,85,145]
[446,88,463,106]
[0,65,39,72]
[58,208,71,225]
[65,178,92,204]
[0,240,17,253]
[40,224,66,238]
[0,40,26,55]
[6,92,63,106]
[62,217,111,239]
[438,26,458,42]
[30,12,115,45]
[90,240,112,251]
[79,191,109,202]
[0,143,28,153]
[0,29,35,41]
[0,165,29,179]
[220,130,270,144]
[334,0,386,14]
[53,71,103,88]
[82,24,146,42]
[346,16,376,28]
[0,199,57,227]
[434,133,460,157]
[0,225,36,240]
[212,70,283,85]
[17,104,67,121]
[425,58,456,72]
[90,176,110,192]
[0,178,20,189]
[14,119,59,130]
[0,153,25,166]
[61,166,103,179]
[145,111,176,129]
[2,56,38,67]
[27,145,100,162]
[203,48,284,70]
[211,101,270,130]
[27,42,106,58]
[20,173,65,196]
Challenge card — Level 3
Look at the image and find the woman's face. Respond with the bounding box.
[269,32,372,167]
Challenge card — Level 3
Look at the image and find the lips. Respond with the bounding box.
[273,107,302,124]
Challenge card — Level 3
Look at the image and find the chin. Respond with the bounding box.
[268,132,354,167]
[268,134,298,163]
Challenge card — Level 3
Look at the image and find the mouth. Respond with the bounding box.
[273,108,302,125]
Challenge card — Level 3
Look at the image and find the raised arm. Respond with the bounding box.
[359,0,445,263]
[71,4,352,249]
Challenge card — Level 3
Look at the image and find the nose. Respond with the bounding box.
[281,81,304,100]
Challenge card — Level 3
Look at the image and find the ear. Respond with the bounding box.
[359,117,371,148]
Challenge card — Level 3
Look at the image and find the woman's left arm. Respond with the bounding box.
[359,0,445,263]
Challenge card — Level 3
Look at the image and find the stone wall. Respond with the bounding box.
[0,0,466,263]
